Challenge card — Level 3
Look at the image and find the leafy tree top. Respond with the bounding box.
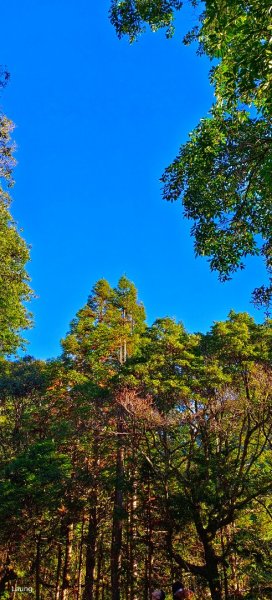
[62,276,146,384]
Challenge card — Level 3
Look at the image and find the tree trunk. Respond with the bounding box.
[83,496,98,600]
[163,430,179,582]
[55,544,62,600]
[61,523,74,600]
[192,505,222,600]
[95,538,103,600]
[125,494,131,600]
[111,408,125,600]
[129,448,138,600]
[204,545,222,600]
[35,533,42,600]
[144,472,153,600]
[226,524,241,597]
[76,519,85,600]
[220,529,229,600]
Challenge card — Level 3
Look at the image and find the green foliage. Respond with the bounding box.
[110,0,272,306]
[1,441,71,508]
[0,441,72,546]
[202,310,272,368]
[109,0,183,42]
[62,276,146,381]
[110,0,272,114]
[162,109,272,291]
[0,114,32,355]
[229,506,272,599]
[124,317,200,410]
[199,0,272,115]
[0,357,49,461]
[124,308,272,596]
[0,355,48,400]
[0,115,15,184]
[0,278,271,599]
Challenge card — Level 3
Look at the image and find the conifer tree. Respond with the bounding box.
[62,277,146,600]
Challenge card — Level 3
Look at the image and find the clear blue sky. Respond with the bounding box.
[0,0,266,359]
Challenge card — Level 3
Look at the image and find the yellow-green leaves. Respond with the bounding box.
[0,114,33,356]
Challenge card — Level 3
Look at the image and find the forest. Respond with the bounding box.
[0,1,272,599]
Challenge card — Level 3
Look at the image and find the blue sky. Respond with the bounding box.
[0,0,266,359]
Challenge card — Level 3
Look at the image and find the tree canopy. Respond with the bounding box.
[0,0,271,597]
[0,278,271,599]
[110,0,272,306]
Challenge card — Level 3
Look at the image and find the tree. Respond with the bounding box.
[62,277,145,384]
[62,276,146,600]
[110,0,272,306]
[0,357,73,598]
[0,112,32,355]
[110,0,271,112]
[0,303,271,599]
[109,0,183,42]
[162,109,272,296]
[123,312,272,600]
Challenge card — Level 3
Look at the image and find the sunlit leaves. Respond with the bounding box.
[162,108,272,300]
[109,0,183,42]
[110,1,272,307]
[0,114,33,355]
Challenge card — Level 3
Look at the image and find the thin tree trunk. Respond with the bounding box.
[83,497,98,600]
[11,582,17,600]
[94,538,103,600]
[129,436,138,600]
[144,473,153,600]
[130,482,138,600]
[162,430,177,582]
[35,533,42,600]
[111,407,125,600]
[126,493,131,600]
[220,529,229,600]
[83,436,101,600]
[225,523,243,597]
[76,519,85,600]
[55,544,62,600]
[61,523,74,600]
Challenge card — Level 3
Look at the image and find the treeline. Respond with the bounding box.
[0,277,271,600]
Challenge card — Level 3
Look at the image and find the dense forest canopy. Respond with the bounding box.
[0,1,271,599]
[0,278,271,599]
